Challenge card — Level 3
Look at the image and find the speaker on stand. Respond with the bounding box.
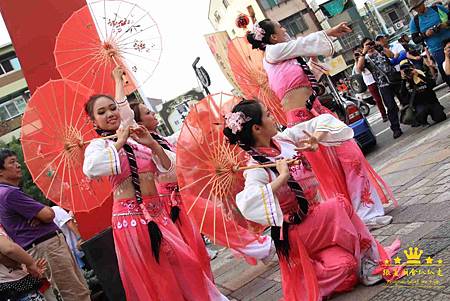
[81,227,126,301]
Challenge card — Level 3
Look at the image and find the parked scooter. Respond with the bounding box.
[341,91,371,116]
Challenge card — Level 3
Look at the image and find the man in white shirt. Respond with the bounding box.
[443,38,450,75]
[52,206,85,269]
[353,46,388,122]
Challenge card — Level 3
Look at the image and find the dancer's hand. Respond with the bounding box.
[325,22,352,38]
[131,125,158,149]
[296,130,320,152]
[115,126,130,149]
[275,159,290,179]
[112,66,125,82]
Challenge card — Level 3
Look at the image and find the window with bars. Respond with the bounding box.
[280,12,309,37]
[337,23,363,50]
[0,95,27,121]
[0,56,21,75]
[259,0,279,10]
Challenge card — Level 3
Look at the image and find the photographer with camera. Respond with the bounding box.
[353,46,388,122]
[410,0,450,87]
[399,60,447,126]
[356,37,403,139]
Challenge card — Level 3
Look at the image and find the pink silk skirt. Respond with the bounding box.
[112,196,222,301]
[280,196,396,301]
[285,106,396,209]
[158,182,213,280]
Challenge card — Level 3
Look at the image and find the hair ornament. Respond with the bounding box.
[253,24,266,41]
[225,112,252,134]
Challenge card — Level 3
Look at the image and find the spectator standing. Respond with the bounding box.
[410,0,450,87]
[353,46,388,122]
[356,38,403,138]
[442,38,450,75]
[0,149,90,301]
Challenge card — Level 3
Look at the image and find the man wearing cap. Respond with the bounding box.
[399,60,447,125]
[409,0,450,87]
[376,34,407,70]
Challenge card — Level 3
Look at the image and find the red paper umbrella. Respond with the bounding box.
[176,93,276,247]
[54,0,162,95]
[21,80,112,212]
[227,37,287,126]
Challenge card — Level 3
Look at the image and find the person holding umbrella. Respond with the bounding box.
[82,68,228,301]
[223,99,402,300]
[246,19,395,229]
[129,100,276,265]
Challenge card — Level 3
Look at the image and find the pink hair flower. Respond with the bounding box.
[225,112,252,134]
[253,24,265,42]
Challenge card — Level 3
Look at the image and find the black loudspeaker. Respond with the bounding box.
[81,227,126,301]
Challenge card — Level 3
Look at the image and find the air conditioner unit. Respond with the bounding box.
[394,21,404,30]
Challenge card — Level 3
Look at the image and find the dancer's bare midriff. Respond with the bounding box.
[281,86,314,112]
[113,172,158,200]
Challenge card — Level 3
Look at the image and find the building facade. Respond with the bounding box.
[0,43,29,143]
[307,0,371,64]
[208,0,266,38]
[158,88,205,134]
[257,0,322,37]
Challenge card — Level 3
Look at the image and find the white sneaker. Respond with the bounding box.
[360,256,383,286]
[207,248,218,260]
[366,215,393,230]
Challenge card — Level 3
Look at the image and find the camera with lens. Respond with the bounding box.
[403,67,414,78]
[431,24,441,34]
[375,45,384,52]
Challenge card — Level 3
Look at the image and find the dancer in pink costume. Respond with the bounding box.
[129,100,274,265]
[224,100,402,300]
[246,19,396,229]
[82,69,228,301]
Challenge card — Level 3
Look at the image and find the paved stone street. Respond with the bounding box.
[210,94,450,301]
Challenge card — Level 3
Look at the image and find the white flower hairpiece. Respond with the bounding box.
[225,112,252,134]
[253,24,266,42]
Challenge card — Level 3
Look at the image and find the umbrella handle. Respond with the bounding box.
[111,55,129,84]
[234,159,299,172]
[65,134,118,150]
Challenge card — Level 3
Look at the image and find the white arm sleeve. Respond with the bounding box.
[153,148,177,182]
[265,31,334,63]
[116,96,138,129]
[282,114,354,145]
[83,139,122,178]
[236,168,283,227]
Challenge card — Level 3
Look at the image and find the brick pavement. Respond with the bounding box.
[210,118,450,301]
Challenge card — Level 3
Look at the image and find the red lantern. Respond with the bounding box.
[235,13,250,29]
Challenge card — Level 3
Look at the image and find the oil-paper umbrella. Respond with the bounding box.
[227,37,287,126]
[54,0,162,95]
[176,93,297,248]
[21,79,112,212]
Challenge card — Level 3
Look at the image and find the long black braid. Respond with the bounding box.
[96,128,163,262]
[149,132,181,223]
[238,143,309,259]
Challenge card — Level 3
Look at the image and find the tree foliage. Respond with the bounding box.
[0,137,49,205]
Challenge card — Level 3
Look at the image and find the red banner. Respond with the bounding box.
[0,0,112,239]
[0,0,85,93]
